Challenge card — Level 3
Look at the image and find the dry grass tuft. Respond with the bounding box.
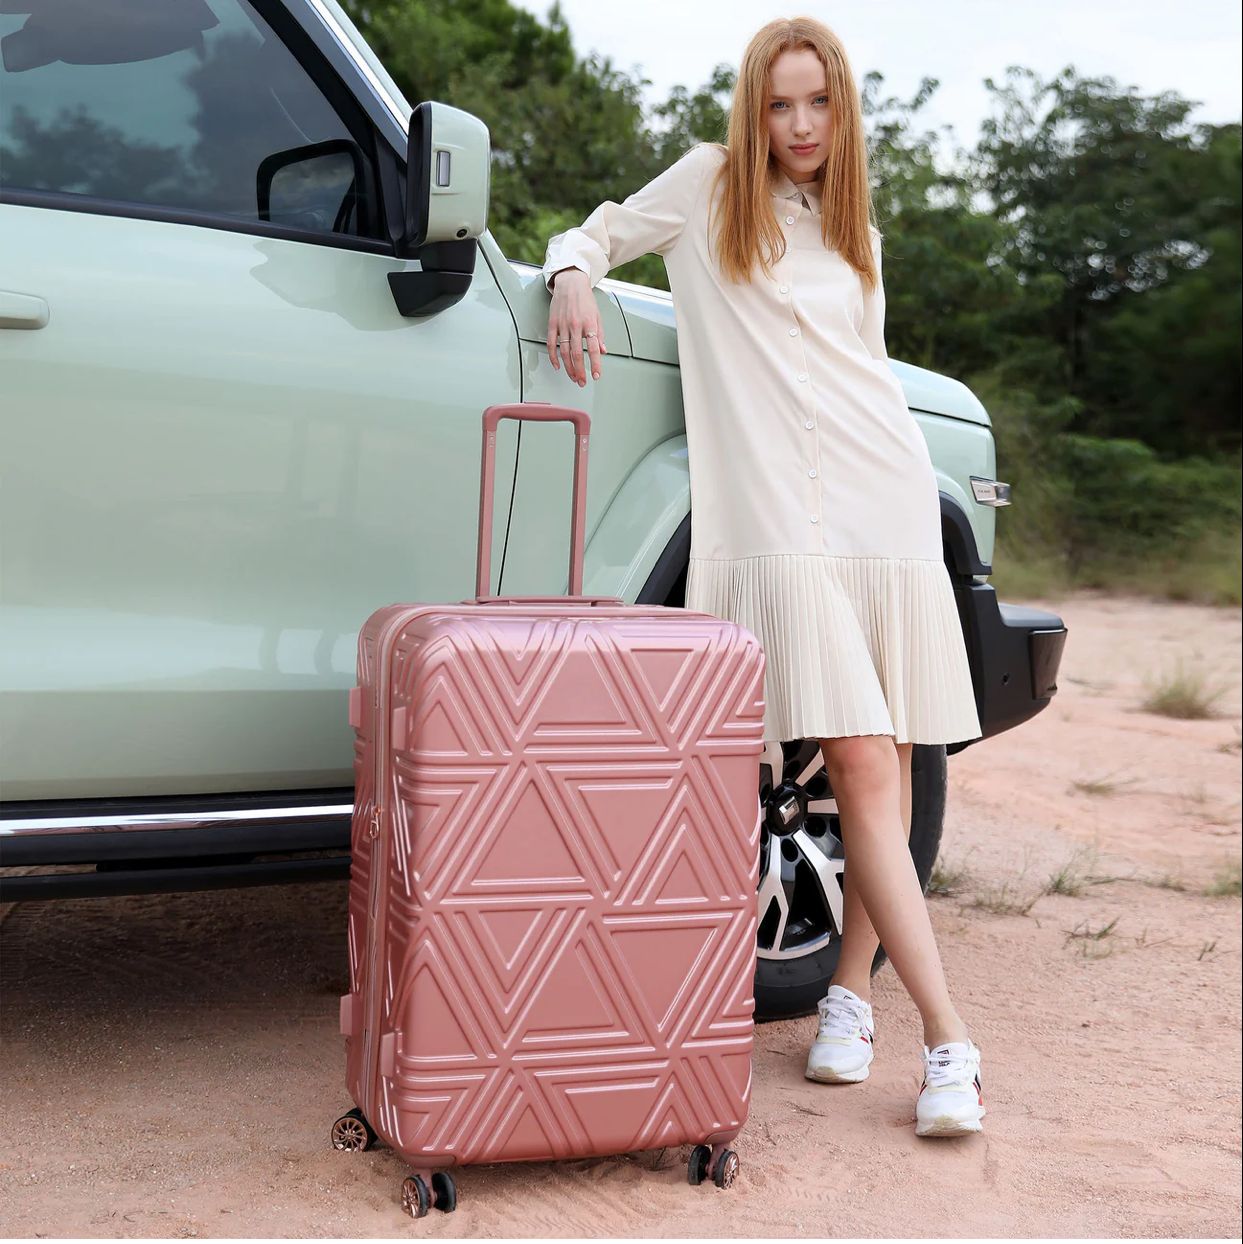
[1065,915,1120,958]
[1044,845,1100,896]
[1132,927,1175,950]
[1070,769,1139,797]
[1140,656,1229,720]
[928,855,973,896]
[1146,872,1189,892]
[1203,859,1242,898]
[968,879,1041,917]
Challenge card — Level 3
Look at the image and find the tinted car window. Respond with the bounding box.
[0,0,378,239]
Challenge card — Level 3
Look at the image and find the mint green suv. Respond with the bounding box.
[0,0,1066,1019]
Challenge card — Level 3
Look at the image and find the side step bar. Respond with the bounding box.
[0,791,353,902]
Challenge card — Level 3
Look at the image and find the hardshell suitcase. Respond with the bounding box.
[333,402,766,1216]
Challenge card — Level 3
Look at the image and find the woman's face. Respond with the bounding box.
[766,47,831,184]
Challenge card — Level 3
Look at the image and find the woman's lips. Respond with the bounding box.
[790,144,817,153]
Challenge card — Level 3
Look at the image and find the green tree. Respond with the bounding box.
[861,72,1058,383]
[339,0,665,270]
[973,65,1241,454]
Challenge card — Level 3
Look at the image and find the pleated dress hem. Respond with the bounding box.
[685,552,984,748]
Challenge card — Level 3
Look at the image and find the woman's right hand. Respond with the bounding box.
[546,267,607,386]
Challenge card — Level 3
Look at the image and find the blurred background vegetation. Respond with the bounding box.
[343,0,1241,604]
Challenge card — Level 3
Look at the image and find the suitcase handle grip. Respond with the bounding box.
[473,402,591,601]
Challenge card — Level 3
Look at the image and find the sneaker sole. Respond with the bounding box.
[804,1060,872,1084]
[915,1107,986,1137]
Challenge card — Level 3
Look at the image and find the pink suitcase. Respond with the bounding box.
[332,402,766,1217]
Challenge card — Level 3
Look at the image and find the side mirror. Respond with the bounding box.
[256,139,366,235]
[388,101,491,317]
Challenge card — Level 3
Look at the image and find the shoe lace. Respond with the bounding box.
[817,995,870,1039]
[923,1044,976,1089]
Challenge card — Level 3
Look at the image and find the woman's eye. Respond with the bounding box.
[770,97,828,109]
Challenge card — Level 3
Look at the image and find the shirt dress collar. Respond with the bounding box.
[768,163,824,216]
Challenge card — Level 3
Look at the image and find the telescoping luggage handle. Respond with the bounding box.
[466,402,623,607]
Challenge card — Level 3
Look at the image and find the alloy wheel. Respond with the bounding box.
[756,738,846,960]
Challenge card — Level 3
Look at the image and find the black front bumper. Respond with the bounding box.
[949,581,1067,754]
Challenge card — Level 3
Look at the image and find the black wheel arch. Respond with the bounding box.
[637,494,988,609]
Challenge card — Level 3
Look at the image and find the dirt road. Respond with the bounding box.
[2,592,1239,1238]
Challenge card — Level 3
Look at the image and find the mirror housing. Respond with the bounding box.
[402,99,490,249]
[389,101,491,317]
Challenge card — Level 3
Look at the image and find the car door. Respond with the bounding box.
[0,0,520,801]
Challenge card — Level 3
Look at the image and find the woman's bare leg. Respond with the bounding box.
[829,741,913,1001]
[817,734,967,1049]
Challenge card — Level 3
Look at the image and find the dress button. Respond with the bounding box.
[779,284,789,293]
[785,215,795,224]
[808,468,817,478]
[796,373,808,381]
[810,514,819,523]
[804,420,814,429]
[788,327,798,337]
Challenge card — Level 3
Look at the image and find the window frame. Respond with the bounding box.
[0,0,396,255]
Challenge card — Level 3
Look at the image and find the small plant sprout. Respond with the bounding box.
[1065,916,1120,957]
[969,880,1041,917]
[1044,844,1100,896]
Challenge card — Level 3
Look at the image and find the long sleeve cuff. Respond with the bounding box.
[543,255,597,293]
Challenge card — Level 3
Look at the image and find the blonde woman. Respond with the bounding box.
[542,16,985,1138]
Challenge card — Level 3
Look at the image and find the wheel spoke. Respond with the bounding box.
[759,740,785,786]
[792,827,846,937]
[756,838,790,954]
[791,745,825,789]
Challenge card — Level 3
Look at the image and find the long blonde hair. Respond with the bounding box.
[704,16,880,291]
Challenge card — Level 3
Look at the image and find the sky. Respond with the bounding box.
[513,0,1242,149]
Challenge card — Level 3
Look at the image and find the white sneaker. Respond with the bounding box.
[915,1037,985,1136]
[804,984,875,1083]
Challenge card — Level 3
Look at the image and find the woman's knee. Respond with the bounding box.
[817,733,898,784]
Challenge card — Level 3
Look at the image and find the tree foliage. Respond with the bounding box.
[343,0,1240,596]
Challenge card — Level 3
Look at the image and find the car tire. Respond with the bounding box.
[752,738,947,1022]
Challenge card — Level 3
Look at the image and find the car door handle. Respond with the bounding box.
[0,291,50,329]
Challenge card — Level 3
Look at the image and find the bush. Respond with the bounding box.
[971,370,1243,603]
[1056,434,1243,569]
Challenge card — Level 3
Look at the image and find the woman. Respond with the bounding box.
[541,16,985,1139]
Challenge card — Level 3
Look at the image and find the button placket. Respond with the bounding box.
[808,420,823,528]
[777,225,821,530]
[794,354,822,528]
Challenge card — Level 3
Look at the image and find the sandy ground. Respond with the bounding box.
[2,591,1240,1239]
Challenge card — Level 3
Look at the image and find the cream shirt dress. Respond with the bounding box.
[542,141,983,748]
